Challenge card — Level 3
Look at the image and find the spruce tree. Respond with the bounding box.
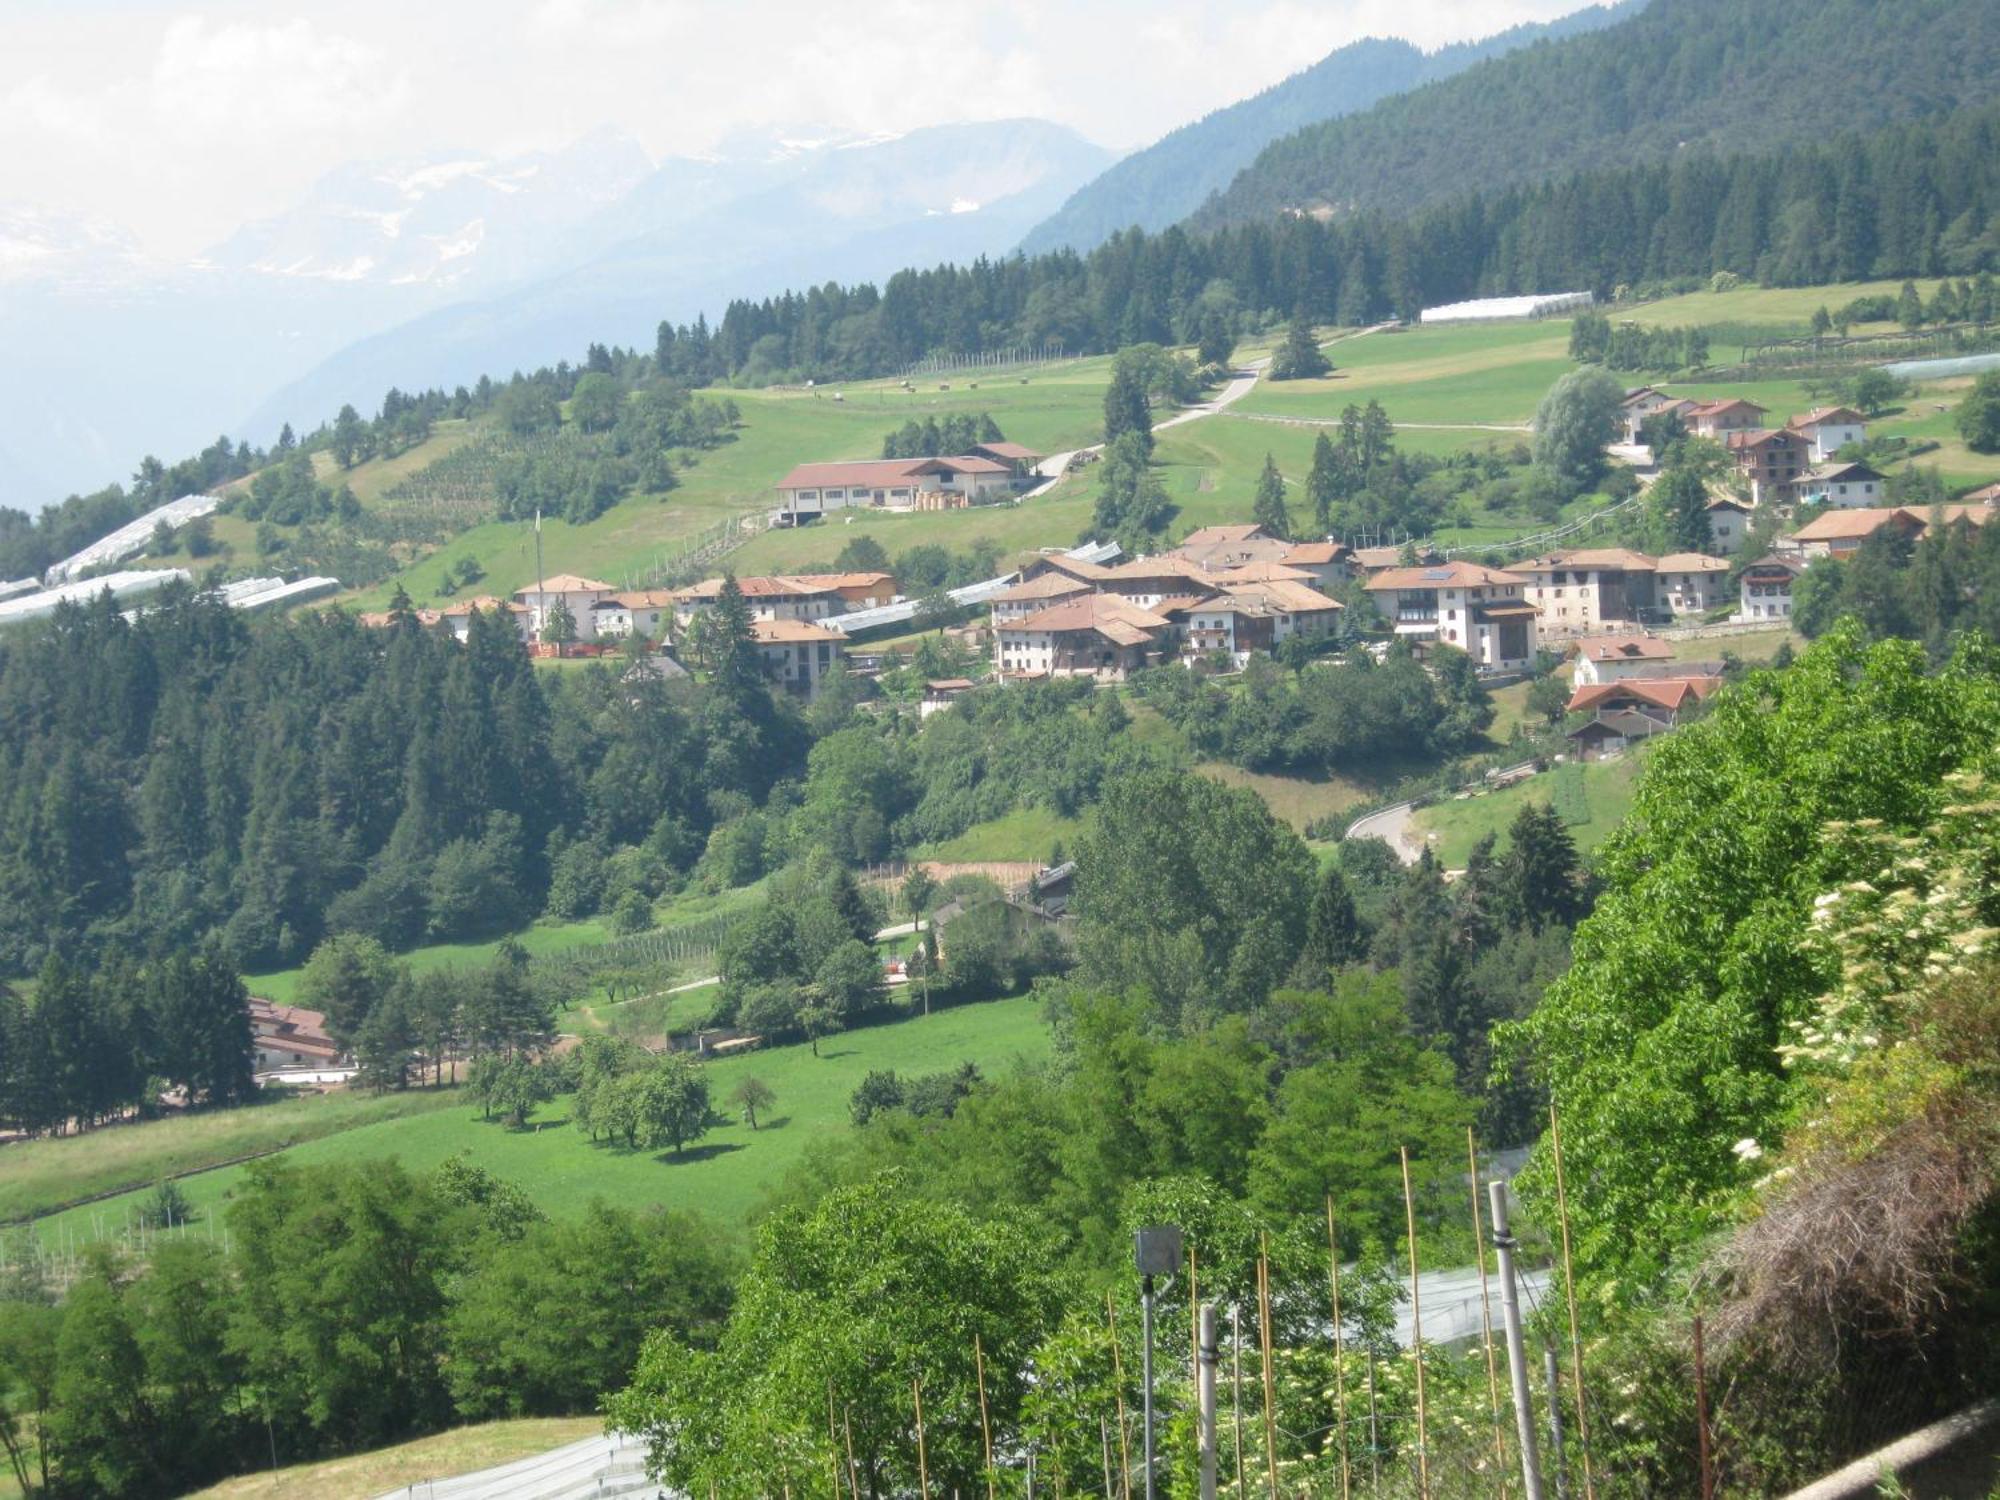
[1299,865,1366,975]
[1306,433,1340,534]
[1270,314,1331,381]
[1502,802,1582,931]
[1251,454,1292,540]
[1655,464,1714,553]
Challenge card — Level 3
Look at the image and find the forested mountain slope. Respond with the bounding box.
[1194,0,2000,231]
[1017,0,1638,256]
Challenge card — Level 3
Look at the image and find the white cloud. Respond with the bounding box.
[0,0,1600,257]
[150,16,410,139]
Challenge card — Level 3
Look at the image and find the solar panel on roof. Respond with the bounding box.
[1421,569,1451,580]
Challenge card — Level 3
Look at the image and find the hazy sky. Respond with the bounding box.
[4,0,1593,260]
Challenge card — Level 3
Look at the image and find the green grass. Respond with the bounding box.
[246,916,616,1005]
[1236,321,1572,426]
[0,1088,464,1229]
[32,995,1053,1250]
[181,1416,604,1500]
[338,360,1118,610]
[915,805,1082,864]
[1409,751,1646,868]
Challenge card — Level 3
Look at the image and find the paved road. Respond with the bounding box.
[373,1431,661,1500]
[1345,801,1428,865]
[1026,354,1271,494]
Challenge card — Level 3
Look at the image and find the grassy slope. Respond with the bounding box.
[33,995,1052,1251]
[1410,751,1646,867]
[342,360,1118,610]
[180,1417,604,1500]
[915,804,1082,864]
[0,1089,463,1227]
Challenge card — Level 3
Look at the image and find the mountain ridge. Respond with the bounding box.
[1017,0,1641,257]
[1192,0,2000,231]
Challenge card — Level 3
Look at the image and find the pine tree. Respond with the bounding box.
[1502,802,1582,931]
[1251,455,1292,540]
[1299,865,1365,976]
[710,576,765,702]
[1270,314,1331,381]
[1654,464,1714,553]
[1306,433,1340,534]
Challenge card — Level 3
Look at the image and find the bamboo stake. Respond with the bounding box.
[1256,1234,1279,1500]
[1107,1294,1133,1500]
[1326,1198,1352,1500]
[1101,1416,1117,1500]
[1231,1303,1246,1500]
[1469,1128,1508,1491]
[842,1406,861,1500]
[913,1378,932,1500]
[1401,1146,1431,1500]
[1548,1104,1597,1500]
[1190,1243,1201,1393]
[975,1332,997,1500]
[827,1383,846,1500]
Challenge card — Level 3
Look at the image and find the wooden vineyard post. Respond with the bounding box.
[1108,1294,1133,1500]
[913,1378,932,1500]
[976,1332,998,1500]
[1256,1234,1279,1500]
[1548,1104,1596,1500]
[1401,1146,1431,1500]
[1327,1198,1353,1500]
[1470,1128,1509,1490]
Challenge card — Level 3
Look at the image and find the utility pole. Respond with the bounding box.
[533,508,546,640]
[1489,1180,1545,1500]
[1134,1227,1182,1500]
[1197,1303,1218,1500]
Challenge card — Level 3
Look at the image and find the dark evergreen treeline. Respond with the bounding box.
[1195,0,2000,230]
[1569,314,1711,372]
[0,947,254,1137]
[0,582,807,978]
[653,105,2000,386]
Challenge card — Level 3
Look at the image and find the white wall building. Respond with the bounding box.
[1363,562,1539,670]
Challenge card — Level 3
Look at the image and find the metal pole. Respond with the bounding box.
[1694,1314,1714,1500]
[1488,1182,1545,1500]
[1141,1274,1156,1500]
[1230,1304,1246,1499]
[1198,1303,1219,1500]
[1544,1349,1569,1500]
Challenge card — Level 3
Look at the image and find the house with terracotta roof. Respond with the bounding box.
[1726,428,1814,504]
[512,574,616,640]
[1705,495,1754,555]
[987,571,1091,624]
[966,440,1045,477]
[248,998,346,1073]
[1784,507,1927,560]
[774,456,1013,520]
[1364,561,1538,670]
[1212,560,1318,586]
[1787,406,1867,462]
[590,589,677,640]
[1566,675,1722,723]
[1620,386,1693,445]
[1511,548,1659,634]
[750,617,845,698]
[1020,552,1116,586]
[1277,541,1353,590]
[1797,463,1886,510]
[1653,553,1733,615]
[1097,556,1230,609]
[1569,633,1674,686]
[1350,543,1443,576]
[994,595,1172,681]
[435,596,533,642]
[1963,483,2000,505]
[1737,555,1807,621]
[1685,398,1768,439]
[1172,581,1343,664]
[670,574,846,623]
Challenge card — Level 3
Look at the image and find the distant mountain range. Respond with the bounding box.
[242,120,1113,442]
[1192,0,2000,230]
[1017,0,1640,257]
[5,120,1111,510]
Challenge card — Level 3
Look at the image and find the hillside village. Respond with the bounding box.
[9,0,2000,1488]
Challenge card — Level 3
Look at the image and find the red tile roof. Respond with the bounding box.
[1364,562,1529,591]
[1570,634,1672,663]
[751,618,844,644]
[1567,676,1722,714]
